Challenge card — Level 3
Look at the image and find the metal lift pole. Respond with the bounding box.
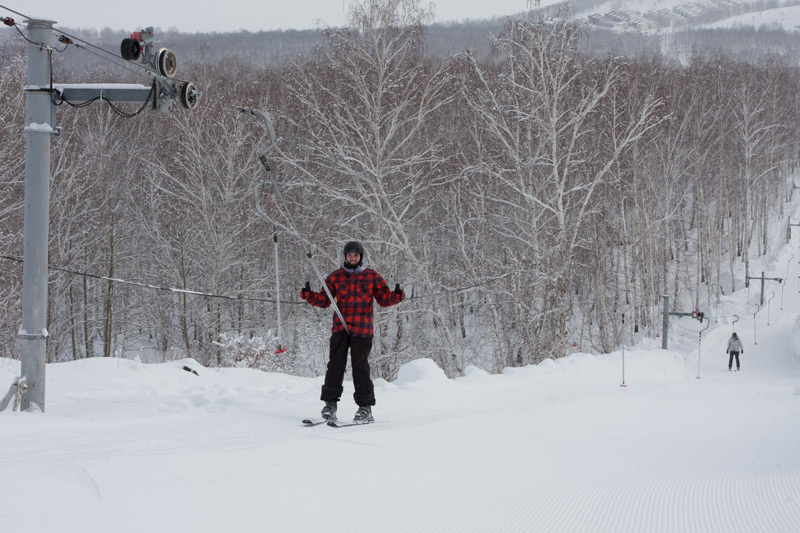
[13,20,198,412]
[19,18,56,412]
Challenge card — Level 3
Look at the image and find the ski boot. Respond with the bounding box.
[321,401,337,421]
[353,405,374,423]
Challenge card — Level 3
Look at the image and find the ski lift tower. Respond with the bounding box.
[16,18,199,412]
[660,295,704,350]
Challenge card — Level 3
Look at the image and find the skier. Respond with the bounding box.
[300,241,404,423]
[726,332,744,371]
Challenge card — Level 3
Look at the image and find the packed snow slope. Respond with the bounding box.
[2,225,800,531]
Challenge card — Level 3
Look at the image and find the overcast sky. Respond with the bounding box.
[11,1,534,33]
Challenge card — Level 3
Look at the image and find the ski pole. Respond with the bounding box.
[244,107,350,335]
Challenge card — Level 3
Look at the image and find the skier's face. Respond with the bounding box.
[346,252,361,266]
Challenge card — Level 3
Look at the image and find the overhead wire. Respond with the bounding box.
[44,23,210,108]
[55,27,151,74]
[7,19,38,45]
[0,252,510,304]
[0,254,297,305]
[60,38,154,80]
[1,3,245,122]
[0,3,26,20]
[55,82,156,117]
[1,5,160,116]
[0,4,154,80]
[47,28,161,116]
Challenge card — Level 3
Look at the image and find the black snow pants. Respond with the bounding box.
[320,331,375,407]
[728,351,740,370]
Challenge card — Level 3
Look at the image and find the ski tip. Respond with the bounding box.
[275,347,288,354]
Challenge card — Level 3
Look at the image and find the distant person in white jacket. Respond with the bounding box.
[727,332,744,371]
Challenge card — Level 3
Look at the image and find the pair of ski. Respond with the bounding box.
[302,418,383,428]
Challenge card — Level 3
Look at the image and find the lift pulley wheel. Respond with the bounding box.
[157,49,178,78]
[180,82,200,110]
[120,38,141,61]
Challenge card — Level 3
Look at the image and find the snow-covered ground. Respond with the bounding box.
[2,213,800,531]
[703,4,800,31]
[574,0,800,32]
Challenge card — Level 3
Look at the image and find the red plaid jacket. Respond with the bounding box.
[305,266,403,337]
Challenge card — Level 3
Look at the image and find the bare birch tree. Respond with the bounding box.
[459,15,663,364]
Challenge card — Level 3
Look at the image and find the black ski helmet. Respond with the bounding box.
[343,241,364,265]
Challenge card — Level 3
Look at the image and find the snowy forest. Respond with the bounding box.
[1,0,799,379]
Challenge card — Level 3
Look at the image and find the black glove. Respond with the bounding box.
[300,282,311,300]
[394,283,403,297]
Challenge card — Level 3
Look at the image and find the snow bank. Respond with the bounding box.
[462,365,490,378]
[394,358,448,385]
